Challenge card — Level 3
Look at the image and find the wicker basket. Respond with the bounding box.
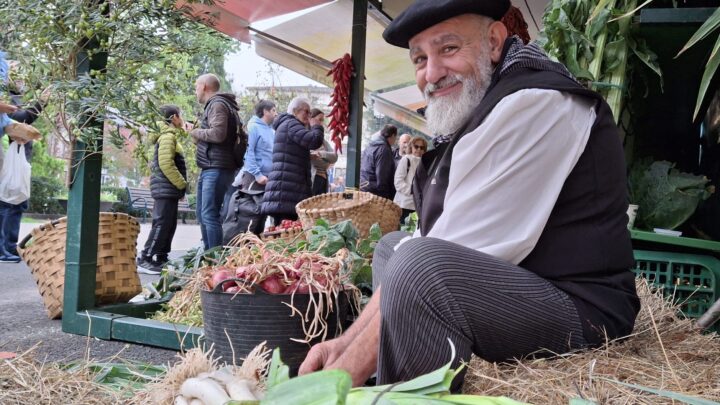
[296,191,401,238]
[17,213,142,319]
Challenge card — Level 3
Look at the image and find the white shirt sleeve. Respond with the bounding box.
[399,89,597,264]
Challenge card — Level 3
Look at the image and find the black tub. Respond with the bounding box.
[200,278,351,374]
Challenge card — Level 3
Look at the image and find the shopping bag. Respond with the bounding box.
[222,187,266,244]
[0,143,31,204]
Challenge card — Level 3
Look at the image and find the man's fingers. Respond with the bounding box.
[298,346,326,376]
[0,103,17,113]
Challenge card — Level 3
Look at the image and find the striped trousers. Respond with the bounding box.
[372,232,587,388]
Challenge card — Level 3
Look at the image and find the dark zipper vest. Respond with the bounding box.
[413,66,640,345]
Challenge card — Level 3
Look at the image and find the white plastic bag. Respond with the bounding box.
[0,143,31,204]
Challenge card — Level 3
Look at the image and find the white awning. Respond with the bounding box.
[187,0,550,135]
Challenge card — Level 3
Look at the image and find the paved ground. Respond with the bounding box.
[0,222,203,365]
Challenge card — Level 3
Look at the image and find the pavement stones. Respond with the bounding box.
[0,222,204,365]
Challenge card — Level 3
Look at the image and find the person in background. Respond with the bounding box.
[0,52,15,263]
[392,133,412,165]
[309,108,338,196]
[0,59,50,263]
[234,99,277,191]
[261,97,325,225]
[136,105,188,274]
[360,124,397,200]
[393,136,427,226]
[191,73,240,250]
[330,176,346,193]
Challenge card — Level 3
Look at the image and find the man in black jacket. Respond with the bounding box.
[300,0,639,391]
[191,73,240,249]
[359,124,397,200]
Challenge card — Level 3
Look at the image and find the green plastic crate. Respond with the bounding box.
[633,250,720,323]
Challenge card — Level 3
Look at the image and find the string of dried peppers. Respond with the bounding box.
[327,53,354,153]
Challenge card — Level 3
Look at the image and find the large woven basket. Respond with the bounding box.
[296,191,401,238]
[17,212,142,319]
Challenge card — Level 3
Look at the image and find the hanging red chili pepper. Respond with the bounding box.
[501,5,531,45]
[326,53,353,153]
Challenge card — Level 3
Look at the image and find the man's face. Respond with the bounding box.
[408,14,495,136]
[295,104,310,125]
[194,80,204,103]
[263,107,277,124]
[398,134,412,155]
[171,113,183,128]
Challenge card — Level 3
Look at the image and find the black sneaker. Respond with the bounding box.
[0,253,21,263]
[136,257,162,275]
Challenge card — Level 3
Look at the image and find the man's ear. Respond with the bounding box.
[487,21,509,64]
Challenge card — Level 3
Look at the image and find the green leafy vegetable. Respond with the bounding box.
[62,361,166,392]
[262,343,529,405]
[539,0,662,122]
[629,160,713,230]
[266,349,290,390]
[599,378,718,404]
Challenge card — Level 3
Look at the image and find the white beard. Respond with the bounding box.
[423,53,494,137]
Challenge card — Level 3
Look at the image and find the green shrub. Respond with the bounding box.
[29,176,64,214]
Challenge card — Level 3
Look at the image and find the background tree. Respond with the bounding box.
[0,0,237,190]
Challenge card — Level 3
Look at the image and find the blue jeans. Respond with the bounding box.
[196,168,235,249]
[0,199,27,254]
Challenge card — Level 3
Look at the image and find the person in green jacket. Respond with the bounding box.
[137,105,188,274]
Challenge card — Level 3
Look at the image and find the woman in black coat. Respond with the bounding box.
[261,97,324,225]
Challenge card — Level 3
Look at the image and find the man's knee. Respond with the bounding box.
[382,237,440,299]
[372,231,411,290]
[374,231,409,257]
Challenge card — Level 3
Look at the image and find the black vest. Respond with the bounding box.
[196,96,240,170]
[413,68,640,345]
[150,142,187,200]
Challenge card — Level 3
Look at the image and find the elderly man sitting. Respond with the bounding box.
[300,0,639,390]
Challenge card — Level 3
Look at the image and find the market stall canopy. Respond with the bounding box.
[184,0,549,134]
[177,0,333,43]
[252,0,548,134]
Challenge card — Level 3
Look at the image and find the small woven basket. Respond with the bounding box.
[17,212,142,319]
[296,191,401,238]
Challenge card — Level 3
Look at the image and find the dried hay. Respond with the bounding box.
[464,279,720,404]
[0,345,121,404]
[150,266,212,327]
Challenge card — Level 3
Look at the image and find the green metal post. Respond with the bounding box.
[62,1,110,337]
[345,0,368,189]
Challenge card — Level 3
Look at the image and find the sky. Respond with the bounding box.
[224,43,323,92]
[223,4,327,93]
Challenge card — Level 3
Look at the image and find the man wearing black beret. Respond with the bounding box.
[301,0,639,390]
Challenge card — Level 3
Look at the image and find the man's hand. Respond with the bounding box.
[190,129,199,144]
[0,102,17,114]
[310,151,321,160]
[9,135,27,145]
[256,175,268,185]
[298,338,347,376]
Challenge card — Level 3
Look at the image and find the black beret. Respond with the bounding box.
[383,0,511,48]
